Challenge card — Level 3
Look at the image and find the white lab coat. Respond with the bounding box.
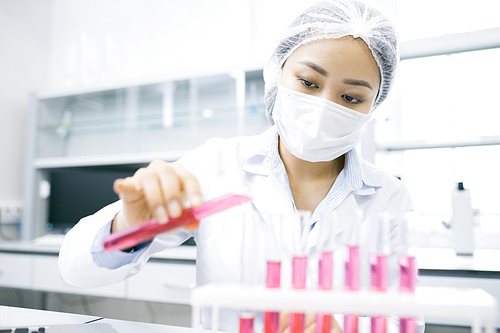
[59,127,420,332]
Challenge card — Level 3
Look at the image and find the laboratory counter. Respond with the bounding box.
[0,235,196,305]
[1,237,500,328]
[0,234,197,262]
[1,236,500,276]
[0,305,195,333]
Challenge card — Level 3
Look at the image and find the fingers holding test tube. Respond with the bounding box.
[111,159,203,235]
[280,313,342,333]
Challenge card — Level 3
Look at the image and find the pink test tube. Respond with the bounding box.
[316,251,333,333]
[344,245,360,333]
[239,313,255,333]
[368,212,390,333]
[398,213,418,333]
[238,211,259,333]
[399,256,417,333]
[265,261,281,333]
[370,254,388,333]
[264,213,283,333]
[315,211,338,333]
[290,256,307,333]
[344,210,363,333]
[290,211,311,333]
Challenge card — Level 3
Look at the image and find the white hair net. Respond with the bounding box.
[264,0,399,124]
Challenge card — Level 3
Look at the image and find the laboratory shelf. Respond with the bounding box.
[377,135,500,152]
[33,151,188,169]
[37,105,266,137]
[400,27,500,60]
[35,64,265,100]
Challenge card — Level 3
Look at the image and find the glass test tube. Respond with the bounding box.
[315,211,339,333]
[344,210,363,333]
[239,211,260,333]
[398,213,418,333]
[290,210,311,333]
[368,212,390,333]
[264,213,283,333]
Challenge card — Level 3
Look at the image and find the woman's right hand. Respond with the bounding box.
[111,159,203,234]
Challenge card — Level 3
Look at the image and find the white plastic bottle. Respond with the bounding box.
[451,182,474,256]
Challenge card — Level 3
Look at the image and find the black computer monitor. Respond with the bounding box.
[47,164,197,245]
[47,166,140,233]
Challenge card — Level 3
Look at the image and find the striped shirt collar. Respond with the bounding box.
[244,126,381,222]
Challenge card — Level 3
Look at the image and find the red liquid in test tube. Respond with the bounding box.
[370,254,388,333]
[399,255,417,293]
[290,256,307,333]
[345,246,360,291]
[399,255,417,333]
[318,252,333,290]
[239,314,255,333]
[344,246,360,333]
[265,261,281,333]
[316,252,333,333]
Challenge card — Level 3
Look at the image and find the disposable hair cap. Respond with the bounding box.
[264,0,399,125]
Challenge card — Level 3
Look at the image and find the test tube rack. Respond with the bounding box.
[191,284,498,333]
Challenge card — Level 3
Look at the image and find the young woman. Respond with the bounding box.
[60,1,422,331]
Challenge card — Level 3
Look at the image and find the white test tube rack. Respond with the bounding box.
[191,284,498,333]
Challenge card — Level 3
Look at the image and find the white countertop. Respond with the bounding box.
[0,305,195,333]
[2,236,500,273]
[415,247,500,273]
[0,234,197,261]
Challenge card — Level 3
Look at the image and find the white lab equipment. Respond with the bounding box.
[191,284,498,333]
[451,182,475,256]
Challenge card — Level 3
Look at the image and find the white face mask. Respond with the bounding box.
[272,86,371,162]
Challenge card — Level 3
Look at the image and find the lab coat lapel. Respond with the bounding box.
[245,175,361,255]
[305,192,357,250]
[248,172,293,222]
[244,170,296,255]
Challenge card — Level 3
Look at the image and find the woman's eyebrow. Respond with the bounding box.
[298,60,329,77]
[343,78,373,90]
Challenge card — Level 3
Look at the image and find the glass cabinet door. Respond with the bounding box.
[37,70,268,160]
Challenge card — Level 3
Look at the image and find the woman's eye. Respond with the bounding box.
[342,94,361,104]
[298,78,317,88]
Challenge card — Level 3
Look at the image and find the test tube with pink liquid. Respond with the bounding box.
[264,213,284,333]
[238,211,261,333]
[290,210,312,333]
[343,210,363,333]
[398,213,418,333]
[315,211,341,333]
[368,212,390,333]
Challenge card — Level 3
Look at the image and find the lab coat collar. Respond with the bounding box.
[242,126,278,176]
[243,127,381,193]
[241,129,383,254]
[347,149,381,196]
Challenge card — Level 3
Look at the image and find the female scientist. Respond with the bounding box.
[59,0,422,332]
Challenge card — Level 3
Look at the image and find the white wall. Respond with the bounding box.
[45,0,325,90]
[0,0,51,206]
[1,0,396,212]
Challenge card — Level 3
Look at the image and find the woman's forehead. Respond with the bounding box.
[287,37,381,87]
